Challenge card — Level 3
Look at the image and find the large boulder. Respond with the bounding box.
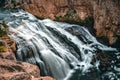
[0,59,55,80]
[0,59,40,77]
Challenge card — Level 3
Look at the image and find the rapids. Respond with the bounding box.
[0,9,120,80]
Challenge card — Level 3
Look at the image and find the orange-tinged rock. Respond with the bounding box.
[0,59,40,77]
[39,76,55,80]
[0,72,31,80]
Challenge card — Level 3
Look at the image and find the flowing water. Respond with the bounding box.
[0,9,120,80]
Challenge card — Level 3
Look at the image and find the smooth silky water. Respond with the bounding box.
[0,10,120,80]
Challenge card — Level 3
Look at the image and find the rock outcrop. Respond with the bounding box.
[0,59,39,79]
[0,59,55,80]
[0,35,16,61]
[92,0,120,47]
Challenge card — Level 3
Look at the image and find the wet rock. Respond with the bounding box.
[0,0,6,7]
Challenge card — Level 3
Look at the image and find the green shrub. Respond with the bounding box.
[0,21,8,37]
[2,20,8,29]
[0,25,6,37]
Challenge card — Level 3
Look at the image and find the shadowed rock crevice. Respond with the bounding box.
[0,0,6,7]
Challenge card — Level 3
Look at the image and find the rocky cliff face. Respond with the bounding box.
[23,0,92,20]
[92,0,120,47]
[0,0,120,47]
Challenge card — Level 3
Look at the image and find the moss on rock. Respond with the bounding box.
[0,21,8,37]
[0,46,7,52]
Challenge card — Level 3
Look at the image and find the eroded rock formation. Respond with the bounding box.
[92,0,120,47]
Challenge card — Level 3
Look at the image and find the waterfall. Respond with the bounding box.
[1,10,119,80]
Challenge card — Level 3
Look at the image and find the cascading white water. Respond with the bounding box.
[1,10,119,80]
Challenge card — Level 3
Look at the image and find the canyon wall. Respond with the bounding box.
[0,0,120,47]
[93,0,120,47]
